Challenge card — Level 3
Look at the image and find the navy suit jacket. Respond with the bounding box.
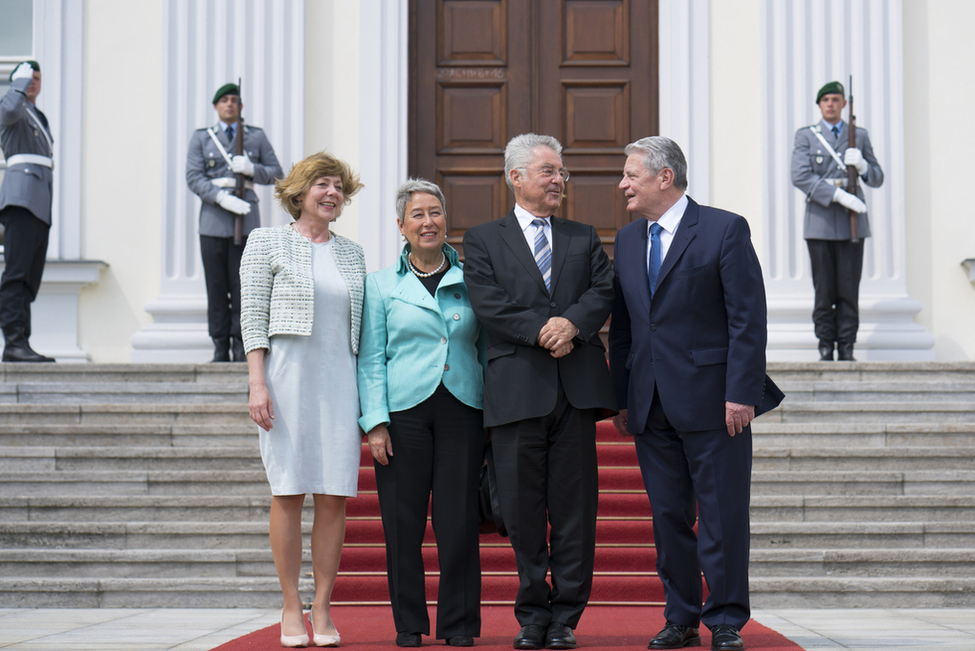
[608,197,783,434]
[464,210,617,428]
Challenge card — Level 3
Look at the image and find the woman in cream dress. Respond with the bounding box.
[240,152,365,648]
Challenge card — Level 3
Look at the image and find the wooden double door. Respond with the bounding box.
[410,0,659,256]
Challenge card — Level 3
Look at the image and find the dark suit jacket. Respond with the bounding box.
[463,210,618,428]
[608,197,783,434]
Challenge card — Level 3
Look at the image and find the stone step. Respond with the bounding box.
[765,401,975,423]
[749,577,975,608]
[6,444,970,474]
[6,467,975,498]
[750,495,975,522]
[0,403,251,427]
[4,494,973,525]
[0,363,248,384]
[748,548,975,577]
[2,574,973,609]
[0,382,246,405]
[3,520,971,551]
[751,421,975,447]
[749,522,975,549]
[0,423,257,447]
[776,380,975,402]
[754,447,975,471]
[766,361,975,383]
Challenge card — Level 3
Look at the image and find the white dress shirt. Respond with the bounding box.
[514,203,553,253]
[646,193,688,273]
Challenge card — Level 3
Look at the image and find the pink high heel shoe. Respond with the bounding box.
[280,609,310,648]
[310,611,341,647]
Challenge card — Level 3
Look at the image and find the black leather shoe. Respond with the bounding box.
[708,624,743,650]
[231,336,246,362]
[648,622,701,649]
[513,625,547,650]
[837,342,856,361]
[2,332,55,363]
[396,632,423,647]
[447,636,474,646]
[211,337,231,362]
[818,340,834,361]
[545,623,576,649]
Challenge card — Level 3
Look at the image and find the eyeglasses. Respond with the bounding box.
[520,166,570,182]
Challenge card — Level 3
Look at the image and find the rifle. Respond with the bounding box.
[846,74,859,243]
[233,77,245,246]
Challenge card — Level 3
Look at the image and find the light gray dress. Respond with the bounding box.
[260,239,360,496]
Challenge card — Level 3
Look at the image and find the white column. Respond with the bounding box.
[357,0,409,272]
[760,0,934,360]
[657,0,710,205]
[131,0,304,362]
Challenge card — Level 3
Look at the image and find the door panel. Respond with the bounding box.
[411,0,657,258]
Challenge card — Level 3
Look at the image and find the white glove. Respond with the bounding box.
[216,190,252,215]
[11,62,34,82]
[231,153,255,177]
[832,187,866,214]
[843,148,868,175]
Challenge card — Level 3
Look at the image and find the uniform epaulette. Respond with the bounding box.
[244,125,263,132]
[195,127,209,131]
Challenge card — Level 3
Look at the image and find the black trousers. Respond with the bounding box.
[200,235,245,340]
[0,206,50,337]
[374,383,486,638]
[634,392,753,630]
[491,382,598,630]
[807,238,864,345]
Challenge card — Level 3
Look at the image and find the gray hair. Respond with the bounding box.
[504,133,563,190]
[624,136,688,190]
[395,178,446,222]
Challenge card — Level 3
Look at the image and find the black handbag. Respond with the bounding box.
[477,439,507,536]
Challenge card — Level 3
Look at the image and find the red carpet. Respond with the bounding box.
[209,605,804,650]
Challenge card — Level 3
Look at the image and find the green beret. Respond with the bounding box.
[212,83,239,104]
[816,81,845,104]
[8,60,40,82]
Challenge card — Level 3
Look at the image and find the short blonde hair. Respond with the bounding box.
[275,151,364,220]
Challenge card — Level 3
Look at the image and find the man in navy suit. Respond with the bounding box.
[464,133,617,650]
[608,137,783,651]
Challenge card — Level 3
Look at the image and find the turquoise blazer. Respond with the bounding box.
[357,244,487,433]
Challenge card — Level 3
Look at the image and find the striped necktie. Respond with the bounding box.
[648,222,663,297]
[532,218,552,293]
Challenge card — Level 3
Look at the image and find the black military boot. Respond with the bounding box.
[837,342,856,361]
[231,337,246,362]
[211,337,231,362]
[818,340,834,361]
[2,330,55,363]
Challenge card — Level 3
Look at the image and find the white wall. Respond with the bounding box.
[903,0,975,360]
[78,0,163,361]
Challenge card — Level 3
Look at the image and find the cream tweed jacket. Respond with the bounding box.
[240,224,365,355]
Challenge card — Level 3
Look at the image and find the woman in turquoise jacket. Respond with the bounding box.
[357,179,486,648]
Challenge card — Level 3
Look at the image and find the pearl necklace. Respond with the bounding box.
[408,252,446,278]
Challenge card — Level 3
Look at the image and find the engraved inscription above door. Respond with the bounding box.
[411,0,658,256]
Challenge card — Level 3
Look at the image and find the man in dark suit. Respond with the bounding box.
[463,133,617,650]
[608,137,783,651]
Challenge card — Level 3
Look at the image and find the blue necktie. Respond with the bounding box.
[532,218,552,293]
[648,222,663,298]
[226,126,235,143]
[831,125,840,139]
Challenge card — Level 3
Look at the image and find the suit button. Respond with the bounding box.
[453,313,460,321]
[454,293,461,299]
[650,324,656,331]
[440,337,447,344]
[550,302,557,308]
[444,364,450,371]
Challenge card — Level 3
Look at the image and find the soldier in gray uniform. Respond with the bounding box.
[791,81,884,361]
[0,60,55,363]
[187,83,282,362]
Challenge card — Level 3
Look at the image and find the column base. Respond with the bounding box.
[768,294,936,362]
[130,295,213,363]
